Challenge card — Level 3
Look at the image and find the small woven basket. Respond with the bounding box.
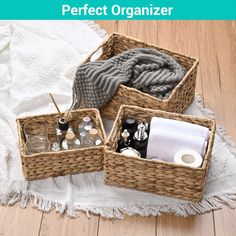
[16,108,106,181]
[82,32,199,120]
[104,105,216,202]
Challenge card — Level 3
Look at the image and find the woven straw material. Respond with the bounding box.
[104,105,216,202]
[82,33,199,120]
[16,109,106,181]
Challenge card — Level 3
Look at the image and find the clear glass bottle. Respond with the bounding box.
[51,142,61,152]
[62,132,81,150]
[78,116,93,134]
[87,128,103,147]
[24,121,50,154]
[55,117,73,147]
[79,131,87,147]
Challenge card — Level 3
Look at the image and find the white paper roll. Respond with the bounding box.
[150,117,210,141]
[174,149,203,168]
[146,129,207,162]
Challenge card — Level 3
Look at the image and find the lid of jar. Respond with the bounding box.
[125,117,136,126]
[59,117,69,131]
[66,132,75,144]
[83,116,91,123]
[89,128,98,139]
[120,147,141,158]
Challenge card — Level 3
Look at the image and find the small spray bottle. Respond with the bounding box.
[117,129,131,152]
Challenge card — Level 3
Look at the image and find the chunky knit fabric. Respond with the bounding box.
[72,48,186,109]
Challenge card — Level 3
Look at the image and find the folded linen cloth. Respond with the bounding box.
[146,129,207,162]
[72,48,186,109]
[150,117,210,140]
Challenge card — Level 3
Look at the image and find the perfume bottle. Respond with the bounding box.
[78,116,93,133]
[79,131,87,147]
[122,117,137,146]
[62,132,81,150]
[87,128,103,147]
[55,117,73,146]
[134,123,148,158]
[117,129,131,152]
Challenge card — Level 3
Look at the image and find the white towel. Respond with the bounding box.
[150,117,210,140]
[146,129,207,162]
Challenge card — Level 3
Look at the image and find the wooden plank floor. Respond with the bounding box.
[0,21,235,236]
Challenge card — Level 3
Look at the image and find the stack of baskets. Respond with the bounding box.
[17,32,215,202]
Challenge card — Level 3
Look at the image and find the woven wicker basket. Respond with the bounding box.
[82,32,199,120]
[104,105,216,202]
[16,108,106,181]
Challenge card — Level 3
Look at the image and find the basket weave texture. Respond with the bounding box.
[82,32,199,120]
[104,105,216,202]
[17,109,106,181]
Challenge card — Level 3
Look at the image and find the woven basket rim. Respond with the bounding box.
[17,108,107,158]
[16,108,100,121]
[80,32,199,104]
[106,104,216,171]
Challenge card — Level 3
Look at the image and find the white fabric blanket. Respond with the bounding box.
[0,21,236,219]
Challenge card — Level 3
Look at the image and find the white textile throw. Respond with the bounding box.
[0,21,236,219]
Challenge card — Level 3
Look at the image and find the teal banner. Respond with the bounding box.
[0,0,235,20]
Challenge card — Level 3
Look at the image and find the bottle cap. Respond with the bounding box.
[121,129,130,142]
[95,139,102,146]
[124,117,136,128]
[84,125,92,131]
[59,117,69,131]
[83,116,91,123]
[66,132,75,144]
[80,132,86,137]
[89,128,98,140]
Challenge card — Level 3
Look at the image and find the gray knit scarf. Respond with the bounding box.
[72,48,186,109]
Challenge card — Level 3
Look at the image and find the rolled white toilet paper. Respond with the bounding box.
[174,149,203,168]
[150,117,210,141]
[146,129,207,162]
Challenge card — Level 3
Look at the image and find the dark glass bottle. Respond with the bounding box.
[117,129,131,152]
[55,118,72,146]
[122,117,137,146]
[134,123,148,158]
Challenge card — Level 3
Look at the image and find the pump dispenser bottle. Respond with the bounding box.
[134,123,148,158]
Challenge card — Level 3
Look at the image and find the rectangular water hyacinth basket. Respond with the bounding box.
[16,108,106,181]
[104,105,216,202]
[82,32,199,120]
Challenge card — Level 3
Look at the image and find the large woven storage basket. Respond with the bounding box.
[16,108,106,181]
[82,32,199,120]
[104,105,216,202]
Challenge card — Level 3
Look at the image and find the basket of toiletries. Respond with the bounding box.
[75,32,199,120]
[16,108,106,181]
[104,105,216,202]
